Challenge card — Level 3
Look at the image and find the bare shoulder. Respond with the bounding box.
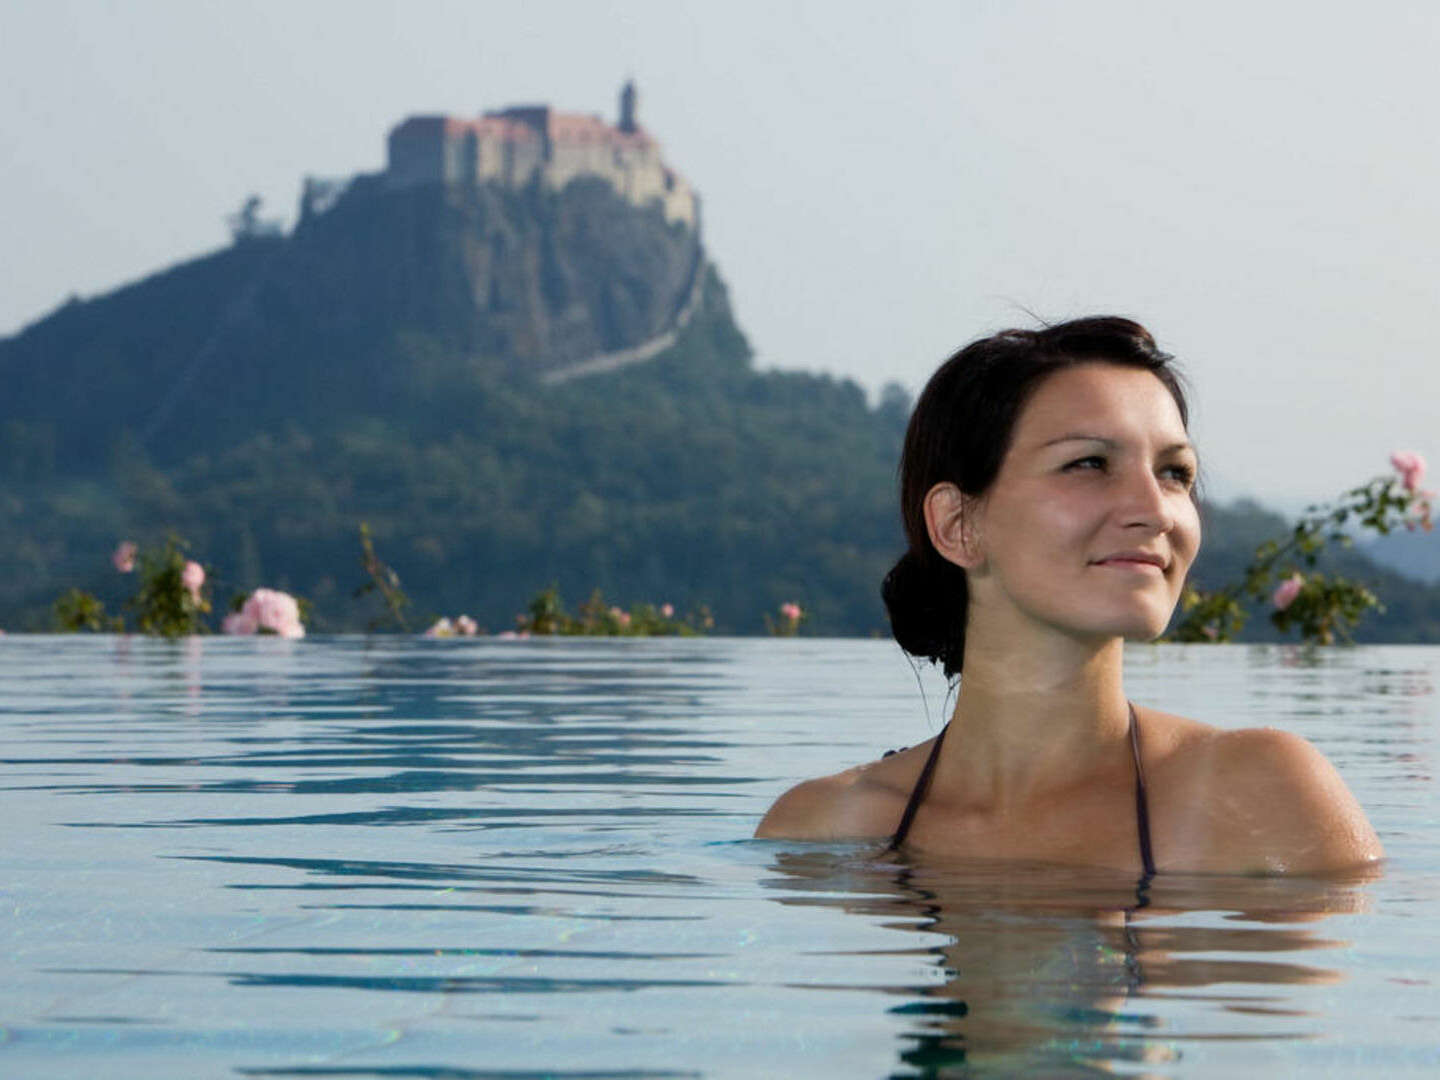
[754,749,922,841]
[1149,712,1383,874]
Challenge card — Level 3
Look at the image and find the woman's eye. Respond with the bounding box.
[1064,455,1106,472]
[1161,463,1196,487]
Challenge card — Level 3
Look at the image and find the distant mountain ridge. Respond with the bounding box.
[1364,530,1440,584]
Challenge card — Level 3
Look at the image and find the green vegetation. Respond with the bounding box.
[128,535,211,637]
[1182,496,1440,643]
[1176,465,1432,644]
[355,522,411,631]
[508,585,710,637]
[53,588,120,633]
[53,536,210,637]
[0,275,906,634]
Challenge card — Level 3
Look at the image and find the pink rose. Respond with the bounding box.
[181,560,205,600]
[455,614,478,636]
[222,611,258,635]
[242,588,305,639]
[780,602,802,622]
[1272,574,1304,611]
[1391,450,1427,492]
[112,541,137,573]
[660,603,675,619]
[611,608,631,628]
[271,616,305,639]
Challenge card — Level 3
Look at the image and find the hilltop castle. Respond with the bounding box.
[383,82,696,228]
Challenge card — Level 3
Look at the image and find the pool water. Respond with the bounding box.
[2,636,1438,1078]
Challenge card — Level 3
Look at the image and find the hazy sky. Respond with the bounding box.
[4,1,1438,509]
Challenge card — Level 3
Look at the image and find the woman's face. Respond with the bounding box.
[962,362,1201,643]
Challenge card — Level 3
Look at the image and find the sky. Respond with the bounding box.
[3,1,1438,511]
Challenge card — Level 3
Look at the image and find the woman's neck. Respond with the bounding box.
[939,634,1131,810]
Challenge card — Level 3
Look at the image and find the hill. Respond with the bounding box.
[0,169,913,633]
[2,173,702,475]
[4,98,1439,638]
[1363,530,1440,584]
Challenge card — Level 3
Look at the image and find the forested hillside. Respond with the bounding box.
[1,241,909,633]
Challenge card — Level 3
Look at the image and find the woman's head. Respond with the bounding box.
[882,316,1193,676]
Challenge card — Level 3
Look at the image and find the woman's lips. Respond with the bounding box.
[1092,554,1167,571]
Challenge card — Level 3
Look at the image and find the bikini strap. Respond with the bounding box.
[888,705,1158,882]
[887,723,949,850]
[1129,702,1157,880]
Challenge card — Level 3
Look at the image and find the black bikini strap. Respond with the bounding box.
[887,723,949,850]
[888,705,1158,882]
[1129,702,1157,880]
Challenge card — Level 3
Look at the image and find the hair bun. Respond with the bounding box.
[881,550,968,677]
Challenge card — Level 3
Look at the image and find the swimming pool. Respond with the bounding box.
[2,635,1437,1077]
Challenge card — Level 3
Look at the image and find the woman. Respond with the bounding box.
[756,316,1381,875]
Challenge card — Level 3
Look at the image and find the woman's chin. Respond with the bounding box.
[1086,604,1176,643]
[1125,610,1178,642]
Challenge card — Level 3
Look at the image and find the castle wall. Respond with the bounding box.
[546,140,621,190]
[442,134,471,184]
[660,176,696,228]
[475,134,504,183]
[504,136,545,187]
[383,102,695,229]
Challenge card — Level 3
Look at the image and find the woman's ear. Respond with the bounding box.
[924,482,983,570]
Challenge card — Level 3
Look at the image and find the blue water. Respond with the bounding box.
[2,636,1438,1078]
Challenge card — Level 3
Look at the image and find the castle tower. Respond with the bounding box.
[618,80,637,134]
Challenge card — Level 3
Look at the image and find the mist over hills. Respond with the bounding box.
[4,117,1439,638]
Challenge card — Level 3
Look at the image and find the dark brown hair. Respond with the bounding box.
[881,316,1189,677]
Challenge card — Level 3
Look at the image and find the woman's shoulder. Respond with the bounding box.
[753,742,934,841]
[1142,707,1383,874]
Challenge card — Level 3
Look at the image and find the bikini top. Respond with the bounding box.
[887,702,1157,878]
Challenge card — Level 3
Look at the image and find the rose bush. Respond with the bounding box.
[1173,452,1432,645]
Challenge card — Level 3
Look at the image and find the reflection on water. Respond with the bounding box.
[765,850,1377,1078]
[1,636,1437,1078]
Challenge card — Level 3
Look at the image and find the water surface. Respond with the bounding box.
[2,636,1437,1077]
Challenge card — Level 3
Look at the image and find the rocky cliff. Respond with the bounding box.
[1,175,703,473]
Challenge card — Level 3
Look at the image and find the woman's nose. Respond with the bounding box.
[1120,469,1174,532]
